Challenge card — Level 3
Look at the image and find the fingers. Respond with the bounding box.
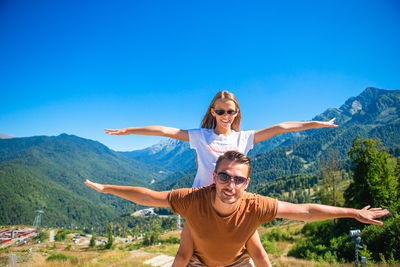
[85,179,100,191]
[362,205,371,210]
[84,179,95,188]
[358,208,389,225]
[327,118,338,127]
[317,118,338,128]
[369,219,383,226]
[104,128,122,135]
[374,209,390,218]
[368,208,384,212]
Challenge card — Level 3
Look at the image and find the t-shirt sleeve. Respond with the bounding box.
[168,188,195,217]
[257,195,278,223]
[241,130,255,154]
[188,129,202,149]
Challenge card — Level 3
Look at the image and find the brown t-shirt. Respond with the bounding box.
[168,185,278,267]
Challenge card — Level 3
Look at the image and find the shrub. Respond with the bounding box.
[38,231,49,242]
[360,213,400,262]
[46,253,78,262]
[262,239,279,254]
[89,233,96,248]
[162,236,180,244]
[261,229,293,242]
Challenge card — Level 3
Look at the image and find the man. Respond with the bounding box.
[85,151,389,267]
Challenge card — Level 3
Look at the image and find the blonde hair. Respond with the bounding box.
[201,91,241,131]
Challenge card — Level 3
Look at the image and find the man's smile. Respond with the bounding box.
[223,190,234,197]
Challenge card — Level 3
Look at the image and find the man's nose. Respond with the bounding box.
[226,179,235,189]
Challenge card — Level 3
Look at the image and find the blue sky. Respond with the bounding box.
[1,0,399,151]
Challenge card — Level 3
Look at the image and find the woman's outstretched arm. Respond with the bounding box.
[105,126,189,141]
[254,118,337,143]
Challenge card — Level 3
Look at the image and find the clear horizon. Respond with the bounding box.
[1,1,399,151]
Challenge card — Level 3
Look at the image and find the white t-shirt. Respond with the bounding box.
[188,128,255,188]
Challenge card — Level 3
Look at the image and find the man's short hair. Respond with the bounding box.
[215,151,252,177]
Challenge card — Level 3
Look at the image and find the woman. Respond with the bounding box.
[105,91,337,266]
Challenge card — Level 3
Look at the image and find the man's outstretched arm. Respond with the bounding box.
[276,201,389,225]
[85,179,170,207]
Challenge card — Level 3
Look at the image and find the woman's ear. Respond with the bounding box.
[210,108,216,117]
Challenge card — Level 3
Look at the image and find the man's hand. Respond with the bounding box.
[276,201,389,223]
[85,179,106,193]
[84,179,170,207]
[104,128,128,135]
[355,205,390,225]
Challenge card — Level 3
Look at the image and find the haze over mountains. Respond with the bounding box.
[0,133,14,139]
[1,87,399,227]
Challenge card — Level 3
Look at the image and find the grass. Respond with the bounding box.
[6,222,396,267]
[143,244,179,257]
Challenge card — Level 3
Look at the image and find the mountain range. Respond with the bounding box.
[0,87,399,226]
[124,87,400,189]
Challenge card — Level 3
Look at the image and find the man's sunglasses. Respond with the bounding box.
[214,109,237,116]
[216,172,248,186]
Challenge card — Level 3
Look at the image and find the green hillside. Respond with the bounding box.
[0,134,167,227]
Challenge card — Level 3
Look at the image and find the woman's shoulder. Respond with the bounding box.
[189,127,212,131]
[188,128,213,135]
[237,129,255,137]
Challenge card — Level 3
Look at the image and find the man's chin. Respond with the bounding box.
[220,196,237,204]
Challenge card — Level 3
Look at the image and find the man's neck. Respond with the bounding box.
[210,190,240,217]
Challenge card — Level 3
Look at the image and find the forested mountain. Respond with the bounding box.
[249,123,400,189]
[121,138,196,172]
[152,88,400,189]
[0,134,167,227]
[314,87,400,126]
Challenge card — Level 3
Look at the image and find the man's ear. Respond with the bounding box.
[244,178,250,190]
[213,171,216,183]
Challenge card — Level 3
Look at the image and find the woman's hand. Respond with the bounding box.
[313,118,338,128]
[85,179,106,193]
[104,128,128,135]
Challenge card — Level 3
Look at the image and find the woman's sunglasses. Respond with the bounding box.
[216,172,248,187]
[214,109,237,116]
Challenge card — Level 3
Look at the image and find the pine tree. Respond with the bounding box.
[319,149,342,206]
[89,232,96,248]
[394,157,400,212]
[344,137,397,209]
[105,222,114,249]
